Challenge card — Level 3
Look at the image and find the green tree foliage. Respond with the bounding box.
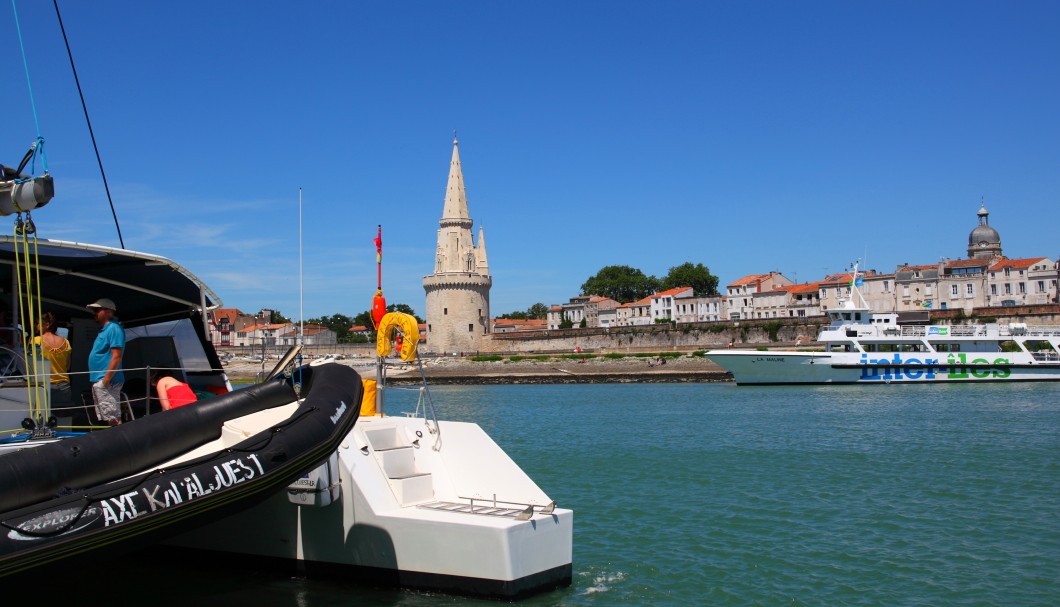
[346,304,422,343]
[526,303,548,319]
[305,313,353,342]
[270,310,292,324]
[580,265,661,303]
[660,262,720,297]
[352,310,374,330]
[497,302,549,320]
[386,303,424,323]
[558,317,574,329]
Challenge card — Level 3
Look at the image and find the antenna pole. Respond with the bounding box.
[299,188,304,346]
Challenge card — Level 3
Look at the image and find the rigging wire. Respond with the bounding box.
[10,0,42,139]
[52,0,125,249]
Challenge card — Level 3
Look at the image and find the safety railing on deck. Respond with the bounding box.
[0,364,227,436]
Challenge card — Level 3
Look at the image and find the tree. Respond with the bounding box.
[387,303,424,324]
[580,265,660,303]
[660,262,720,297]
[526,303,548,319]
[270,310,292,324]
[306,313,354,342]
[558,317,574,329]
[497,311,529,320]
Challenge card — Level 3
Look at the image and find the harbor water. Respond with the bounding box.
[101,382,1058,606]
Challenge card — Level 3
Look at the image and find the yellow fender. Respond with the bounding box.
[376,312,420,361]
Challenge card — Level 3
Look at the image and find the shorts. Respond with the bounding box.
[92,380,124,422]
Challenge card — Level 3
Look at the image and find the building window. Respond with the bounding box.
[1019,282,1026,294]
[966,284,973,295]
[991,284,997,296]
[903,286,910,297]
[468,324,474,332]
[1004,283,1012,295]
[951,285,958,296]
[1039,281,1046,293]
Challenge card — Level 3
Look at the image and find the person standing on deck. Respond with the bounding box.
[87,298,124,426]
[34,312,72,406]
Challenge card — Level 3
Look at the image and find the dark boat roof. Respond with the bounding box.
[0,236,220,326]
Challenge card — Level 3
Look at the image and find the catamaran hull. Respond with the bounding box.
[707,350,1060,385]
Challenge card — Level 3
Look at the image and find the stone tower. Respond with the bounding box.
[967,202,1002,259]
[423,137,492,354]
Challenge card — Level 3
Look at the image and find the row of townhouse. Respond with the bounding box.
[208,308,337,347]
[741,256,1058,320]
[539,256,1057,330]
[547,287,725,329]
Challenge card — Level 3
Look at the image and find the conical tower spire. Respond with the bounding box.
[441,136,471,227]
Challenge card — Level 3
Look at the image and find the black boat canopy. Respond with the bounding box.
[0,236,220,327]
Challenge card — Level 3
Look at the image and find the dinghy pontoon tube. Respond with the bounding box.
[0,363,362,578]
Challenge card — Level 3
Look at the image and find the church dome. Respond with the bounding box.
[967,205,1000,246]
[967,203,1002,259]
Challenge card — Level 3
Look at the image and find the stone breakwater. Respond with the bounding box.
[222,355,734,385]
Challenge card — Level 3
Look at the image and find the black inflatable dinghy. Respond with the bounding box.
[0,363,362,578]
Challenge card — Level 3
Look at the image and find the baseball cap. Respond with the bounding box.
[86,298,117,311]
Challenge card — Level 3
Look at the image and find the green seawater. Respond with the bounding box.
[98,383,1059,606]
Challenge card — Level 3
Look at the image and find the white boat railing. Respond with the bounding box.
[826,324,1060,340]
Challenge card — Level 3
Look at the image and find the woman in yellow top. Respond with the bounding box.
[34,312,72,405]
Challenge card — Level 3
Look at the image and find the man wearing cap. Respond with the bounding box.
[87,298,124,426]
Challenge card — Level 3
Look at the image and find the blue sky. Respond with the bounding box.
[2,1,1058,319]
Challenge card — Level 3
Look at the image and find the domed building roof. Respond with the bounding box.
[967,203,1002,259]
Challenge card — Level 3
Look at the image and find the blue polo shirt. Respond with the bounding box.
[89,320,125,384]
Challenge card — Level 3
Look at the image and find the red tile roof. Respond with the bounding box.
[989,257,1048,271]
[727,273,771,288]
[652,286,693,298]
[210,308,243,325]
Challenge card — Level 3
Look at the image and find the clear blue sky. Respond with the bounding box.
[3,1,1058,319]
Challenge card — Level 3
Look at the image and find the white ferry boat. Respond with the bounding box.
[707,271,1060,385]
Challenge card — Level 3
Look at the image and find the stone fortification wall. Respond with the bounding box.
[471,320,825,355]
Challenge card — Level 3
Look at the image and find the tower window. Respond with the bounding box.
[428,324,432,332]
[444,308,448,315]
[468,324,473,332]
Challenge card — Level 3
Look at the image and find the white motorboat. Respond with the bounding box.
[166,314,573,599]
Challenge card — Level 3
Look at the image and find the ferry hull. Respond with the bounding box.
[706,350,1060,385]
